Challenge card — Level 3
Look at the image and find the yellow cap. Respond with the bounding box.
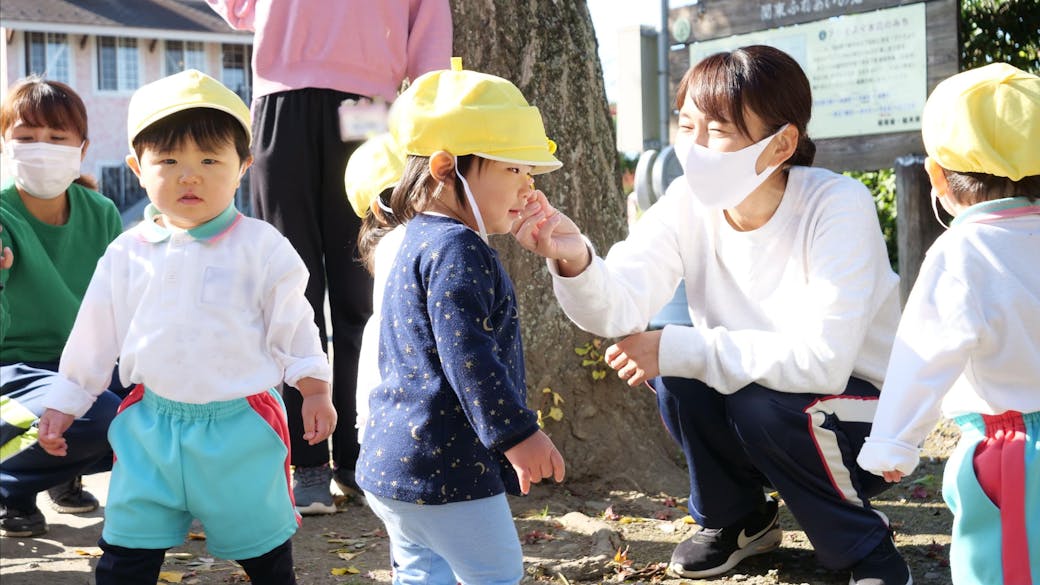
[126,69,252,152]
[345,133,405,218]
[389,58,562,175]
[922,63,1040,181]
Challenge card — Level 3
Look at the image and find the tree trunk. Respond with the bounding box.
[450,0,686,494]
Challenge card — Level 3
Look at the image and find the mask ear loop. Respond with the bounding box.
[931,189,950,229]
[454,156,488,244]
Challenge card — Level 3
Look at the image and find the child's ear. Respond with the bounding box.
[239,155,254,182]
[125,154,143,182]
[428,151,455,182]
[924,156,949,197]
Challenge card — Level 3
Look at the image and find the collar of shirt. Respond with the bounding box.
[139,203,243,243]
[952,196,1040,227]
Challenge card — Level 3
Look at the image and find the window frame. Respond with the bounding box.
[94,36,141,95]
[24,31,73,85]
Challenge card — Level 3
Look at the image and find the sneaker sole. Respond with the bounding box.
[849,575,913,585]
[0,526,47,538]
[669,527,783,578]
[295,501,338,515]
[48,502,99,514]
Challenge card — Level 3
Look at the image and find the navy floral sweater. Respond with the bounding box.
[356,214,539,504]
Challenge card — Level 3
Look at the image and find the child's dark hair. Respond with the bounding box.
[942,170,1039,207]
[131,107,250,162]
[357,154,486,271]
[1,75,97,190]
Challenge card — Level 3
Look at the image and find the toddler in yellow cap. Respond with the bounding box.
[352,59,565,583]
[858,62,1040,585]
[37,69,335,584]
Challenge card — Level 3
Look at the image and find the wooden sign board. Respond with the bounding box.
[668,0,958,171]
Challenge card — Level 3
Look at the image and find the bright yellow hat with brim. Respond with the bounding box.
[389,58,561,175]
[345,133,405,218]
[922,63,1040,181]
[126,69,252,153]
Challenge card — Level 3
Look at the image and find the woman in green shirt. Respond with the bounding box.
[0,77,125,537]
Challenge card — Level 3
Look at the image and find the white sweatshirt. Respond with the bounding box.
[46,210,331,417]
[858,204,1040,476]
[551,166,901,395]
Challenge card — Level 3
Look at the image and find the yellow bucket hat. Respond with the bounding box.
[345,133,405,218]
[126,69,252,153]
[389,58,562,175]
[922,63,1040,181]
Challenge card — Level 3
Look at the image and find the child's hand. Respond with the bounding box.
[38,408,76,456]
[511,191,589,276]
[605,331,662,387]
[1,224,13,271]
[504,429,565,494]
[882,470,905,483]
[297,377,336,445]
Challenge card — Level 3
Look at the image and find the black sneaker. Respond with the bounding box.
[669,495,782,578]
[46,476,99,514]
[333,468,362,498]
[849,536,912,585]
[0,505,47,537]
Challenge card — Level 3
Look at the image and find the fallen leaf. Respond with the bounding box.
[548,406,564,421]
[336,551,360,561]
[74,548,102,557]
[187,531,206,540]
[330,566,360,575]
[157,571,184,583]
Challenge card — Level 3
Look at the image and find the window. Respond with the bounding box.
[96,37,139,91]
[99,164,148,216]
[25,32,71,84]
[221,43,252,103]
[165,40,206,75]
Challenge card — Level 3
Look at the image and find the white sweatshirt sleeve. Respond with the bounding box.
[858,259,978,476]
[49,252,122,417]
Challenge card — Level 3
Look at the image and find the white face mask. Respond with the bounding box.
[675,125,787,209]
[930,188,950,229]
[5,140,83,199]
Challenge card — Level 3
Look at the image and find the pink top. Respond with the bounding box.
[206,0,453,102]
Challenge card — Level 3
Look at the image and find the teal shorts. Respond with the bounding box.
[102,386,300,560]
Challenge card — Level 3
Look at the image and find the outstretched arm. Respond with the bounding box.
[512,191,590,277]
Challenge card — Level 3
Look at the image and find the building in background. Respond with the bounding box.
[0,0,253,223]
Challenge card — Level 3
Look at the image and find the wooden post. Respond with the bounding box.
[895,155,946,304]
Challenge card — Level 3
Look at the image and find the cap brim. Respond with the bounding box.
[474,152,562,175]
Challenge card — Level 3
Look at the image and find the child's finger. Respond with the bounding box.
[513,465,531,495]
[550,448,566,483]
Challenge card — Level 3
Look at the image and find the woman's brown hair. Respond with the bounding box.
[1,75,96,190]
[676,45,816,167]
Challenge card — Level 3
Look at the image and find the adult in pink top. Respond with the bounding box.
[206,0,453,515]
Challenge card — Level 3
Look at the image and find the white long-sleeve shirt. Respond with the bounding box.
[551,166,901,395]
[858,201,1040,476]
[46,207,331,417]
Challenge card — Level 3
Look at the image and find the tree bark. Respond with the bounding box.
[450,0,686,493]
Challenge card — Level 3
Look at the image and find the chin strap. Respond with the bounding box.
[455,156,488,244]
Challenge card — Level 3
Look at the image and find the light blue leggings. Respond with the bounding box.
[365,491,523,585]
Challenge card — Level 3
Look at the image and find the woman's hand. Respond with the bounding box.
[605,331,663,387]
[511,191,590,276]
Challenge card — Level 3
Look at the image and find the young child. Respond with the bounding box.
[858,63,1040,584]
[0,77,125,537]
[354,59,566,583]
[34,70,336,585]
[344,132,408,445]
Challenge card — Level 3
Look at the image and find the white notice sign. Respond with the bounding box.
[688,3,927,139]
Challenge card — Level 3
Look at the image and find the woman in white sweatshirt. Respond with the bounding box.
[514,45,908,585]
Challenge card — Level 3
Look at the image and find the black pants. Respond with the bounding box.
[654,376,892,570]
[251,88,374,475]
[96,538,295,585]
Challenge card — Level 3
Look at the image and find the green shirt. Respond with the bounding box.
[0,181,122,363]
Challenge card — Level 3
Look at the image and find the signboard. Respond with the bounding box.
[667,0,959,171]
[688,3,928,140]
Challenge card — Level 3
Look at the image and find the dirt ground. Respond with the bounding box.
[0,421,958,585]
